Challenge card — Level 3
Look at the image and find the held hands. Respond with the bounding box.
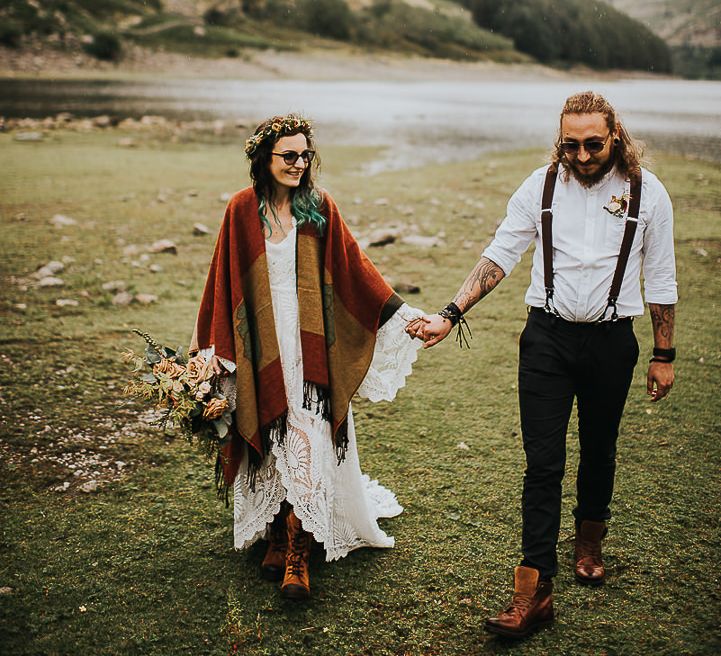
[405,314,454,348]
[647,361,674,402]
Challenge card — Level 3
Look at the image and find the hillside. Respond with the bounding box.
[0,0,696,75]
[0,0,519,64]
[604,0,720,79]
[605,0,720,47]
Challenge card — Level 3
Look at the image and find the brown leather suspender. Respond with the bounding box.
[540,164,559,315]
[603,171,642,320]
[539,165,642,321]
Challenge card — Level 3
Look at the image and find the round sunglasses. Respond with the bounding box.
[271,149,316,166]
[559,133,611,155]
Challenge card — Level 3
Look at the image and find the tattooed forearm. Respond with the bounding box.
[648,303,675,348]
[452,256,505,314]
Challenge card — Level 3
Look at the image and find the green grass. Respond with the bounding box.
[1,131,720,655]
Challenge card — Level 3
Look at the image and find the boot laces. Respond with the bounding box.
[287,532,308,576]
[505,592,533,617]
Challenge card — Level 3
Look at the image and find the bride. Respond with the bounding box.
[190,114,423,600]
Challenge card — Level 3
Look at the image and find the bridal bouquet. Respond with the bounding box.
[122,330,233,457]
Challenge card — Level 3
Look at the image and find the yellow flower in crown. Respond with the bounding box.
[271,122,282,132]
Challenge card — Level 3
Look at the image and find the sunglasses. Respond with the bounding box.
[271,149,316,166]
[559,133,611,155]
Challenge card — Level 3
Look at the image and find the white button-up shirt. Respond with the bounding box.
[483,165,678,322]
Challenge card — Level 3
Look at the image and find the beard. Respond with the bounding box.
[565,151,617,188]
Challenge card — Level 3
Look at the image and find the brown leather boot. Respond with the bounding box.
[280,510,311,600]
[485,566,554,638]
[260,510,288,581]
[575,520,607,585]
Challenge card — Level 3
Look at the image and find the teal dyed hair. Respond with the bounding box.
[258,188,326,237]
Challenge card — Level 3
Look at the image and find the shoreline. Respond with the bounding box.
[0,43,677,83]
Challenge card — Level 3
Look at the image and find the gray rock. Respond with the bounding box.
[149,239,177,254]
[219,192,231,203]
[56,299,79,307]
[14,303,27,312]
[112,291,133,306]
[149,264,163,273]
[192,223,210,236]
[393,282,421,294]
[134,293,158,305]
[50,214,77,228]
[102,280,126,292]
[92,115,111,128]
[402,234,443,248]
[38,276,64,287]
[80,480,98,493]
[117,137,136,148]
[14,131,44,142]
[0,587,14,595]
[367,229,399,248]
[34,260,65,278]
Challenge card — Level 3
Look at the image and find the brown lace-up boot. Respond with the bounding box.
[280,510,311,600]
[485,566,554,638]
[574,520,607,585]
[260,509,289,581]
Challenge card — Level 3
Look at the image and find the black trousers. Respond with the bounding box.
[518,307,639,579]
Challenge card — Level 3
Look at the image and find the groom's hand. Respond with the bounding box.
[419,313,453,348]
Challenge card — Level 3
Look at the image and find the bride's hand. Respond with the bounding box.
[405,316,429,340]
[209,355,230,377]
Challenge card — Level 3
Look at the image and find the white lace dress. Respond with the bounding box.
[202,226,423,561]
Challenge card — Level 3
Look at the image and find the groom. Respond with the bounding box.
[408,91,677,638]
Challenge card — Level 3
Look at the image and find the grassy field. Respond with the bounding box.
[1,129,720,655]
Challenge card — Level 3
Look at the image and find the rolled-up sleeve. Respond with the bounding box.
[482,173,539,276]
[642,182,678,305]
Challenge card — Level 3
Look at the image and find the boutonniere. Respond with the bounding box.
[603,192,630,218]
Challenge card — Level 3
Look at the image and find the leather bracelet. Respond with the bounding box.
[438,302,463,327]
[652,346,676,363]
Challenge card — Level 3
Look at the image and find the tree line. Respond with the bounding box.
[459,0,672,72]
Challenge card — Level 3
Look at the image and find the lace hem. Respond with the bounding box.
[232,454,286,551]
[357,303,424,403]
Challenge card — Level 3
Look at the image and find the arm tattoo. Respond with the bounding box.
[648,303,675,348]
[452,256,505,314]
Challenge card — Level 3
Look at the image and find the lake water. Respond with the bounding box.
[2,77,720,171]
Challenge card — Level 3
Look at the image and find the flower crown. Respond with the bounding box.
[244,115,313,158]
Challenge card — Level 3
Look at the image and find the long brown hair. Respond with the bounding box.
[551,91,645,179]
